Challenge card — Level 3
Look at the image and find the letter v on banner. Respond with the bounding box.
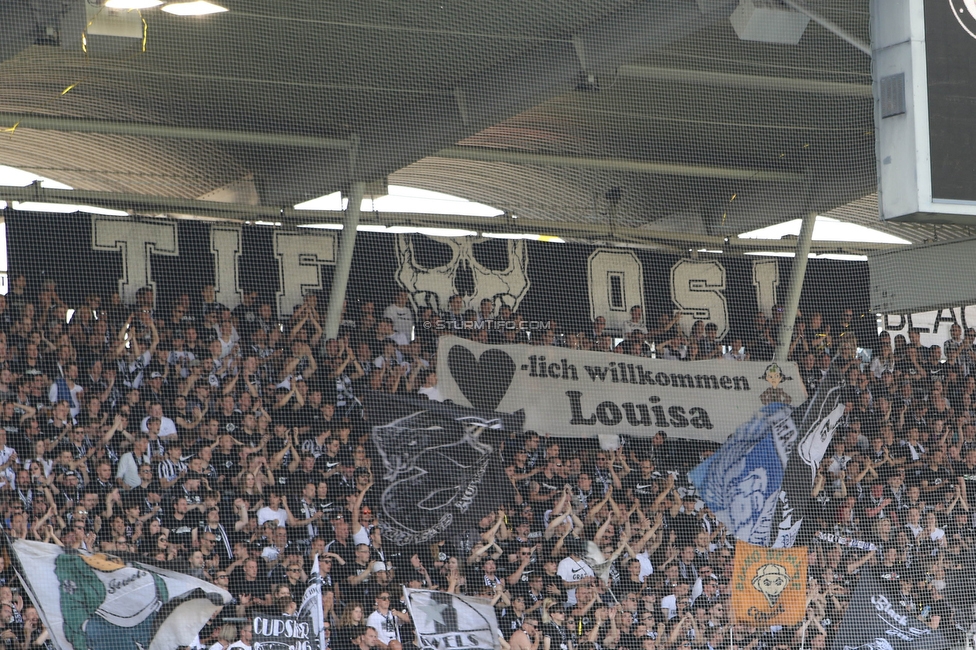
[91,216,178,306]
[274,231,336,316]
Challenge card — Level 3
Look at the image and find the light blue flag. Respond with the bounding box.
[689,403,798,546]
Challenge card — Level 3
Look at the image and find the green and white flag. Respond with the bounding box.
[9,538,232,650]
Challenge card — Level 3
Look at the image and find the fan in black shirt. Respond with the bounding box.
[291,400,324,436]
[624,464,660,508]
[328,461,358,502]
[215,396,243,436]
[266,422,296,468]
[290,456,321,493]
[919,450,954,501]
[541,607,571,650]
[228,558,272,613]
[90,460,117,498]
[315,482,342,522]
[0,405,32,459]
[618,559,645,597]
[235,414,264,450]
[162,497,198,551]
[529,459,565,519]
[670,495,704,547]
[314,441,343,477]
[211,437,241,487]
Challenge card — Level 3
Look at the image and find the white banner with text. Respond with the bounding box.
[435,338,807,441]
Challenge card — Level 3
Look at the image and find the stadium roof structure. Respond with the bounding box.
[0,0,969,252]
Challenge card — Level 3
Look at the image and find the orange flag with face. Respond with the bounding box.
[731,539,807,626]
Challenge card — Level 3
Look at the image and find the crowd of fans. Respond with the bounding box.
[0,271,970,650]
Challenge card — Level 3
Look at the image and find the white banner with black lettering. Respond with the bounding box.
[879,306,976,350]
[403,588,501,650]
[435,338,807,442]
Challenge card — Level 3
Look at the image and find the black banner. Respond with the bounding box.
[365,392,518,546]
[832,571,947,650]
[4,211,873,343]
[252,613,317,650]
[769,357,847,547]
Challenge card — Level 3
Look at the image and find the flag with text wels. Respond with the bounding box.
[403,588,501,650]
[8,538,231,650]
[832,571,947,650]
[730,540,806,627]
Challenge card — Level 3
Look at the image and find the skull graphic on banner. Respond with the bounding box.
[395,234,530,312]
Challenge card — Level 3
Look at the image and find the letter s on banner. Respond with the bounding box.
[91,216,178,306]
[670,259,729,339]
[274,231,336,316]
[587,249,645,329]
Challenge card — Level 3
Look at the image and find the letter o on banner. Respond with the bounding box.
[587,249,645,330]
[595,402,623,426]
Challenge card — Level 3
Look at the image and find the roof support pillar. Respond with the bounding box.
[323,182,365,343]
[775,211,816,362]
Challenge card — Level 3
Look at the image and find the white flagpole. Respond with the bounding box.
[300,554,328,650]
[314,555,327,650]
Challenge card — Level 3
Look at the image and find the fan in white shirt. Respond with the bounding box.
[208,624,238,650]
[660,579,702,620]
[256,493,289,527]
[228,628,253,650]
[417,370,445,402]
[556,546,595,606]
[622,306,648,335]
[383,292,415,342]
[141,402,178,439]
[366,590,411,650]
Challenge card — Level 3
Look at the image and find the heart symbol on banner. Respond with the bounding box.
[447,346,516,412]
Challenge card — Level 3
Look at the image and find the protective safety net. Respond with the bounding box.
[0,0,972,649]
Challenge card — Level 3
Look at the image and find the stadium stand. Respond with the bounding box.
[0,263,965,650]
